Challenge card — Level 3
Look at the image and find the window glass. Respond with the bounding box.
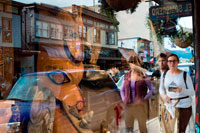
[94,28,100,43]
[42,22,49,38]
[35,20,41,37]
[106,32,115,45]
[83,26,87,40]
[50,23,56,39]
[56,24,63,40]
[0,1,196,133]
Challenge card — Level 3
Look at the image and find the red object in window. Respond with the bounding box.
[114,103,123,127]
[196,113,199,124]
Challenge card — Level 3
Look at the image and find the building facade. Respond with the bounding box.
[0,0,23,98]
[64,5,120,70]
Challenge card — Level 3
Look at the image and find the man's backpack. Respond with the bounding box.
[163,70,188,89]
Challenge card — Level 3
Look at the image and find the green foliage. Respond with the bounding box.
[99,4,119,31]
[99,0,140,32]
[146,17,193,47]
[170,26,193,47]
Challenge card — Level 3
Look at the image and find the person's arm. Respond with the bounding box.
[144,79,153,99]
[159,74,170,102]
[120,80,125,101]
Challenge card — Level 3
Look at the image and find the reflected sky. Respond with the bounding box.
[15,0,99,7]
[14,0,193,50]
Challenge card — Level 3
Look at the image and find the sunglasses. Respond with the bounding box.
[129,60,136,64]
[47,71,70,85]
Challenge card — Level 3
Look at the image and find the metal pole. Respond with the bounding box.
[194,0,200,129]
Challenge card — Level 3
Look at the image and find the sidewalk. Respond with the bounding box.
[115,117,161,133]
[146,117,161,133]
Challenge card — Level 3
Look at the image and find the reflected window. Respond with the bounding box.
[106,32,115,45]
[78,25,82,38]
[2,17,12,43]
[94,28,100,43]
[83,26,87,41]
[50,23,56,38]
[64,26,74,40]
[50,23,63,40]
[140,42,145,49]
[35,20,49,38]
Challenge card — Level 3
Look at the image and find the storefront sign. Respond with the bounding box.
[149,2,192,21]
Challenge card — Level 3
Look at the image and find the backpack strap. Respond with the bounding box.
[162,70,168,84]
[162,70,168,93]
[183,71,188,89]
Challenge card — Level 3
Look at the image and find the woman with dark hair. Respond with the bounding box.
[159,53,195,133]
[120,56,153,133]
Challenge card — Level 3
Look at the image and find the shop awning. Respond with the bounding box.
[42,45,69,59]
[118,48,137,61]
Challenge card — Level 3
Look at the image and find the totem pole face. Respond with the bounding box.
[36,7,85,101]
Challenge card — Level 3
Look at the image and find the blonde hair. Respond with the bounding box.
[128,56,143,66]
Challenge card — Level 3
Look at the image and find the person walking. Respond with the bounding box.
[159,53,195,133]
[120,56,154,133]
[152,53,168,79]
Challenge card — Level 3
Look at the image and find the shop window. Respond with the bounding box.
[106,32,115,45]
[94,28,101,43]
[35,20,49,38]
[2,17,12,43]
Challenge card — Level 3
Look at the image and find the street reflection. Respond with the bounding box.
[0,0,197,133]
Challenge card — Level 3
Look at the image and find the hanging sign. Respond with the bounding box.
[149,2,192,21]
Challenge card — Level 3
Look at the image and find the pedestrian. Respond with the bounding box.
[159,53,195,133]
[151,53,168,131]
[120,56,153,133]
[152,53,168,79]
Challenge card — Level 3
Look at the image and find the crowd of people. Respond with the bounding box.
[112,53,195,133]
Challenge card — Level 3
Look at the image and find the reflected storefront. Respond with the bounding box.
[0,0,199,133]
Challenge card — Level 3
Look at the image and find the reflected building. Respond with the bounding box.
[0,0,24,98]
[20,3,85,75]
[118,37,154,69]
[63,5,121,70]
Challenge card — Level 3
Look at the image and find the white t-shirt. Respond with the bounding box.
[159,71,195,108]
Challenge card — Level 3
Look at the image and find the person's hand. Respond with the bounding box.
[144,97,147,101]
[129,63,136,70]
[175,86,182,93]
[161,94,171,103]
